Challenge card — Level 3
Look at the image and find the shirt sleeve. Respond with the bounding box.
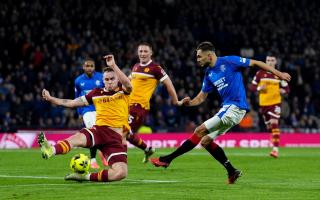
[74,79,80,98]
[154,65,169,82]
[201,74,214,93]
[82,89,96,105]
[226,56,250,69]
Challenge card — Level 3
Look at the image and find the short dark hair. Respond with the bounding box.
[103,67,114,73]
[266,51,277,58]
[138,42,153,51]
[196,41,215,52]
[84,58,95,63]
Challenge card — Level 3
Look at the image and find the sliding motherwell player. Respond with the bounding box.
[251,54,289,158]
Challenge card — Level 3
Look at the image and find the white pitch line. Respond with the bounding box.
[0,174,180,185]
[126,179,179,183]
[0,183,72,188]
[0,175,62,179]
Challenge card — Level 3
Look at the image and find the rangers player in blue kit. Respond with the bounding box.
[74,58,107,168]
[151,41,291,184]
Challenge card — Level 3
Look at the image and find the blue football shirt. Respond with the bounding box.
[201,56,250,111]
[74,72,103,115]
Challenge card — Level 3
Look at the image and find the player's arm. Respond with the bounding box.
[104,54,132,93]
[183,91,208,107]
[42,89,87,108]
[249,60,291,82]
[162,78,180,106]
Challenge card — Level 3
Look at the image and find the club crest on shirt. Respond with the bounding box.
[96,80,101,86]
[144,68,150,72]
[220,65,226,72]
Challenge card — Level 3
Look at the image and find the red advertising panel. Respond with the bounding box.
[1,131,320,149]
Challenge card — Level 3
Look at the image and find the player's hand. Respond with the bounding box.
[42,89,51,101]
[278,72,291,82]
[104,55,116,68]
[258,84,266,92]
[180,97,191,106]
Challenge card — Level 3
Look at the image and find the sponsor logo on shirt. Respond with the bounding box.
[214,77,229,91]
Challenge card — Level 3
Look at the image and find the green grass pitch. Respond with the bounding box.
[0,148,319,200]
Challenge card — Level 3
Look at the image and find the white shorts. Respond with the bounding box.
[82,111,96,128]
[204,105,246,139]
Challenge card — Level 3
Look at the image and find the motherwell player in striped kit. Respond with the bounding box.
[38,55,132,182]
[127,43,180,163]
[251,54,289,158]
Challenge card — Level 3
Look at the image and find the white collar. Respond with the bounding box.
[140,60,152,67]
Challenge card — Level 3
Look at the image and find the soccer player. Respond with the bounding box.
[128,42,180,163]
[150,41,291,184]
[39,55,132,182]
[74,58,108,169]
[251,53,290,158]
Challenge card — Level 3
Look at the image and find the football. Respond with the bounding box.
[69,153,90,174]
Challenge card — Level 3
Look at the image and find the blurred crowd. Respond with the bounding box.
[0,0,319,133]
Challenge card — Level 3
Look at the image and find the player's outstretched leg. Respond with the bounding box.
[38,131,72,159]
[38,131,54,159]
[202,137,242,184]
[150,133,202,168]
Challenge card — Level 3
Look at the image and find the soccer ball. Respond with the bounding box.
[70,154,90,174]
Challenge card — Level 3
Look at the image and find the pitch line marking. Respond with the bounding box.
[0,174,180,186]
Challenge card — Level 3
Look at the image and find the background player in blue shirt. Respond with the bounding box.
[151,41,291,184]
[74,58,107,169]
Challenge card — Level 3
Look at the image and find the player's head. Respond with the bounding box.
[265,53,277,68]
[196,41,216,68]
[103,67,119,91]
[137,42,153,64]
[83,58,95,77]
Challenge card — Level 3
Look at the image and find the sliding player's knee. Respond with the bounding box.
[113,165,128,180]
[200,136,212,148]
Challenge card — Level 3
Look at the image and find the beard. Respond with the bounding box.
[201,61,211,68]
